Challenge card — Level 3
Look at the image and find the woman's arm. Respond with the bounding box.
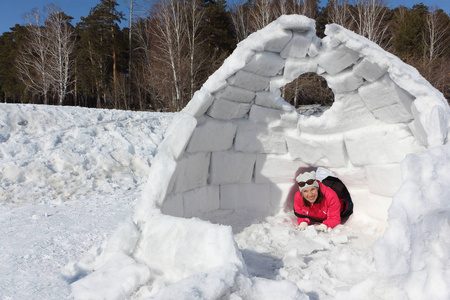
[322,186,342,228]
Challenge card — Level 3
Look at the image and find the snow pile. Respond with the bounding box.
[0,104,172,204]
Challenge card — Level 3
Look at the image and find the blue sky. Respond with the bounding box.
[1,0,449,35]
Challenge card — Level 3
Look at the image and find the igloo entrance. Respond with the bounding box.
[134,15,443,233]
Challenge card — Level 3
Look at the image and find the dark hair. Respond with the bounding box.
[302,187,323,207]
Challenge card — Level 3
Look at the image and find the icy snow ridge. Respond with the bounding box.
[67,15,450,299]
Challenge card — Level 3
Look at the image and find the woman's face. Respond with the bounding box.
[302,186,319,203]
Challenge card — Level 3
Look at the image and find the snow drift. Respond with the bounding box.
[66,15,450,299]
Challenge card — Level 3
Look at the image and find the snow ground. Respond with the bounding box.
[0,104,173,299]
[1,103,386,300]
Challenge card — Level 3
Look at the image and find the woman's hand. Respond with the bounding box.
[297,222,308,231]
[316,224,328,232]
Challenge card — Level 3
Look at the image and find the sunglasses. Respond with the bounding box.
[298,179,315,187]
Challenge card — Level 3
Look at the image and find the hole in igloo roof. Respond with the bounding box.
[283,72,334,109]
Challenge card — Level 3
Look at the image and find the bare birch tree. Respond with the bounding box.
[423,7,450,62]
[229,1,250,42]
[328,0,352,27]
[184,0,205,99]
[151,0,186,110]
[249,0,274,32]
[16,9,52,104]
[352,0,391,47]
[46,5,76,105]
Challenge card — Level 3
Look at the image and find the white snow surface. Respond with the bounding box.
[2,15,450,300]
[1,103,449,300]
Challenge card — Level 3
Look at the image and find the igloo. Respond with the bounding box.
[68,15,450,299]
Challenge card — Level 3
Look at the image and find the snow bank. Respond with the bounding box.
[0,104,172,205]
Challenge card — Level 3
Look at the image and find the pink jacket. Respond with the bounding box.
[294,181,343,228]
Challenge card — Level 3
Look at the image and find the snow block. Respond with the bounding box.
[254,154,309,183]
[277,15,316,32]
[308,35,322,57]
[207,98,251,120]
[328,165,368,188]
[182,88,214,118]
[220,183,272,213]
[317,44,360,75]
[158,112,197,160]
[234,121,287,154]
[183,186,220,218]
[323,68,364,94]
[135,151,177,222]
[408,118,428,147]
[371,103,414,124]
[283,58,318,82]
[300,91,378,134]
[344,124,425,166]
[286,133,348,168]
[358,74,414,114]
[229,70,270,92]
[249,105,282,124]
[254,91,280,109]
[270,182,296,208]
[172,152,210,193]
[187,117,237,152]
[161,193,184,218]
[241,21,292,53]
[353,57,388,83]
[216,85,255,103]
[365,164,402,197]
[280,31,314,59]
[133,214,245,282]
[209,151,256,185]
[71,254,151,300]
[242,51,285,77]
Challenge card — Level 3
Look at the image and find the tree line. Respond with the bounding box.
[0,0,448,111]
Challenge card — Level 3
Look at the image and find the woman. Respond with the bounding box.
[293,171,343,232]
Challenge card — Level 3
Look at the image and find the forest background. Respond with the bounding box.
[0,0,448,112]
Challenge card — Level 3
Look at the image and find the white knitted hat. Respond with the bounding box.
[296,171,319,192]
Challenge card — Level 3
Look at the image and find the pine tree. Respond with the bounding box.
[75,0,125,108]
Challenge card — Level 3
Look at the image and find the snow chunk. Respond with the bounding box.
[207,98,252,120]
[280,31,314,59]
[353,57,388,83]
[254,154,308,184]
[286,133,348,168]
[220,183,271,213]
[133,214,246,283]
[71,253,151,300]
[317,44,360,75]
[283,57,318,82]
[148,264,239,300]
[209,151,256,185]
[182,88,214,117]
[365,163,403,197]
[186,116,237,152]
[172,151,210,193]
[229,70,270,92]
[323,67,364,94]
[234,121,288,154]
[182,185,220,218]
[344,124,425,166]
[158,112,197,160]
[358,74,414,123]
[242,51,285,77]
[277,14,316,32]
[216,85,255,103]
